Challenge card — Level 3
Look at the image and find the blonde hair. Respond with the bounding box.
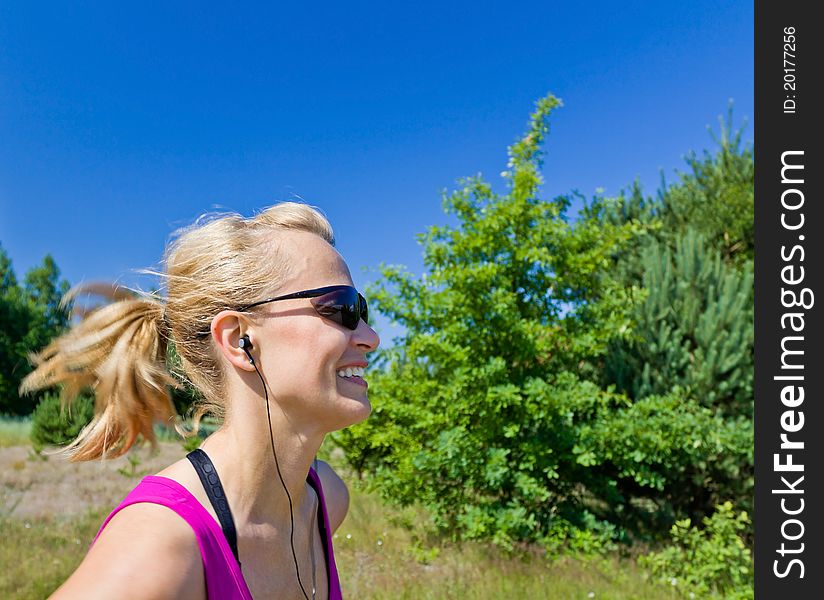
[20,202,335,461]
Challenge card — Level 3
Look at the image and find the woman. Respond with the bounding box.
[21,202,380,599]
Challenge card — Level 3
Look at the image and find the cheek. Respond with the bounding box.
[270,322,348,380]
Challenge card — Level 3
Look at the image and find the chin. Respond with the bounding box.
[333,394,372,430]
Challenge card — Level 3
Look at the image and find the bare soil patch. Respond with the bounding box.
[1,442,187,520]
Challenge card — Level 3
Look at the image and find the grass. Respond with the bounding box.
[0,486,681,600]
[334,483,681,600]
[0,508,108,600]
[0,416,31,448]
[0,413,220,448]
[0,430,681,599]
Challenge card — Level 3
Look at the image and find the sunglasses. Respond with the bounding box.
[236,285,369,331]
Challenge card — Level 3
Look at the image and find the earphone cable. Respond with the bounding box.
[251,360,311,600]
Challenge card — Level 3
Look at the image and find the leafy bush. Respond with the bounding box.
[30,392,94,451]
[574,389,753,533]
[338,93,754,550]
[640,502,753,599]
[338,94,644,548]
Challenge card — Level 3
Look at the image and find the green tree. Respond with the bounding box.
[337,95,645,548]
[0,245,72,414]
[337,95,754,550]
[0,245,28,412]
[604,230,753,417]
[588,114,754,524]
[21,254,71,359]
[660,108,753,265]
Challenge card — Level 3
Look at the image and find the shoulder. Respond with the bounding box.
[314,460,350,533]
[51,501,205,600]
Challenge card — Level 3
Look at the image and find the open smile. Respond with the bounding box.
[337,366,368,388]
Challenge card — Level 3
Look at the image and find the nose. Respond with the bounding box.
[354,318,380,352]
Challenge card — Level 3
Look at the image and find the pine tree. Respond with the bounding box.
[589,113,754,527]
[660,108,754,265]
[605,228,753,416]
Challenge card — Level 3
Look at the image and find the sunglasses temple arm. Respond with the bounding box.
[239,290,316,311]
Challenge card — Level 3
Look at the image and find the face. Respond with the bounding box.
[245,230,380,433]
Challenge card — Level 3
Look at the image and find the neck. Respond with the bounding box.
[199,398,324,528]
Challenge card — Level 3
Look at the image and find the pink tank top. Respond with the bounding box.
[93,468,343,599]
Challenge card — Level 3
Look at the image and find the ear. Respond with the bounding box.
[211,310,256,372]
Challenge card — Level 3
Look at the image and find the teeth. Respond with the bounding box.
[337,366,365,378]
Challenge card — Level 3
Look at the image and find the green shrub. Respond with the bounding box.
[338,94,753,550]
[640,502,752,599]
[29,392,94,451]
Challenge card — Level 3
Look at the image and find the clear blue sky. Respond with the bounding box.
[0,1,753,339]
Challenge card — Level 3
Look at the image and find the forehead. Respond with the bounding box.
[272,229,353,290]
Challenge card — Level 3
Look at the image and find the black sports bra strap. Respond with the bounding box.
[186,449,240,566]
[306,468,330,576]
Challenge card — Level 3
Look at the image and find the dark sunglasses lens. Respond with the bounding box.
[311,288,366,330]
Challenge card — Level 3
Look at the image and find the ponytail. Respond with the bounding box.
[20,202,336,459]
[20,284,179,461]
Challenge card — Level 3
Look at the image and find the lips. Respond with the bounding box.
[338,374,368,388]
[336,364,368,388]
[335,359,369,388]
